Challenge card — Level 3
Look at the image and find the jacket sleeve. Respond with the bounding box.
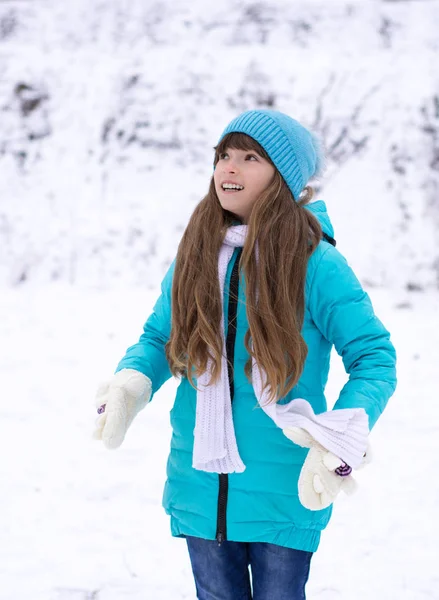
[308,243,397,431]
[114,259,176,399]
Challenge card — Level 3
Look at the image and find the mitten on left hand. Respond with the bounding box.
[283,427,371,511]
[93,368,152,449]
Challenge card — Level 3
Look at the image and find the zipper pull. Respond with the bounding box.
[216,532,224,546]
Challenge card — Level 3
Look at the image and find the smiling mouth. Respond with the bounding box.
[220,185,245,194]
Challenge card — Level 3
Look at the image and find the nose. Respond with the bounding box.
[223,158,238,173]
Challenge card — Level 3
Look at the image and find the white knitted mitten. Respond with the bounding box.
[283,427,371,511]
[93,368,152,449]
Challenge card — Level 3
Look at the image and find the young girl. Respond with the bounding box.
[93,109,397,600]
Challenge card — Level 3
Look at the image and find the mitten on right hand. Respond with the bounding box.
[93,368,152,449]
[283,427,372,511]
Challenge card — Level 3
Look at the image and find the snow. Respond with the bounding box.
[1,0,439,289]
[1,0,438,598]
[1,285,438,599]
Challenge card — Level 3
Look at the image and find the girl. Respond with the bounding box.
[93,109,397,599]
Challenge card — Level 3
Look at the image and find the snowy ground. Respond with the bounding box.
[1,284,438,600]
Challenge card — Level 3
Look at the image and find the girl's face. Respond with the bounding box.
[214,147,275,224]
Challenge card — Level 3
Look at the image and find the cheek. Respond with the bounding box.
[213,172,221,190]
[250,178,266,194]
[258,172,273,192]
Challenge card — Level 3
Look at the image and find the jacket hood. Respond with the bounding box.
[304,200,335,239]
[231,199,335,239]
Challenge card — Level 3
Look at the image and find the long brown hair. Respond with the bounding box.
[165,132,323,404]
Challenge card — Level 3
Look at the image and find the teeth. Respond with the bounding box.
[222,183,244,190]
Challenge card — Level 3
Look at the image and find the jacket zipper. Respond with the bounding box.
[216,247,242,546]
[215,233,335,545]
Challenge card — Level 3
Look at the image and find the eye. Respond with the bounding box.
[218,151,258,161]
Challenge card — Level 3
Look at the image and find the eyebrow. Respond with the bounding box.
[222,148,261,156]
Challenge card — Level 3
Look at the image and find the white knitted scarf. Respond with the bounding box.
[192,225,369,474]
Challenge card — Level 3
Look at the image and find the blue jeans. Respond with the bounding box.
[186,536,313,600]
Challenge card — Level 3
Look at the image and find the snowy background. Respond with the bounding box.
[1,0,438,598]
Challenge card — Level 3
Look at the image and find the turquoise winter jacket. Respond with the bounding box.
[115,200,397,552]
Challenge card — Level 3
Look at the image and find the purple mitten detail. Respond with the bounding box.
[97,404,106,415]
[335,462,352,477]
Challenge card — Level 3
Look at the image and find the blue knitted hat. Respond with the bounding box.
[216,109,325,200]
